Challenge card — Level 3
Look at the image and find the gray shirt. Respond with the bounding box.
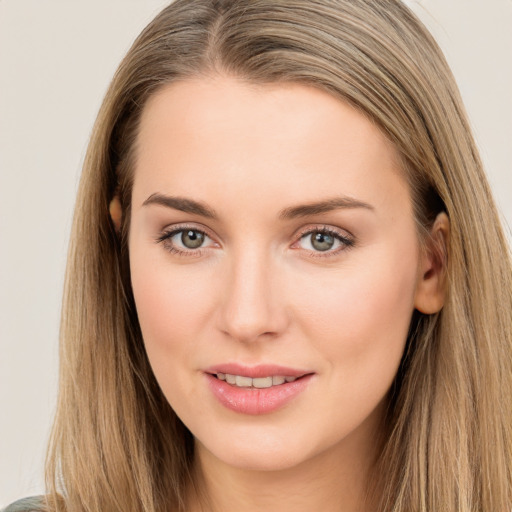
[1,497,45,512]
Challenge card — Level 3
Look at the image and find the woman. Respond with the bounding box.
[5,0,511,511]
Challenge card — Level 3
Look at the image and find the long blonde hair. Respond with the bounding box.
[46,1,512,510]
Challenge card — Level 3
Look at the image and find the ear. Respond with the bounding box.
[414,212,450,314]
[109,195,123,232]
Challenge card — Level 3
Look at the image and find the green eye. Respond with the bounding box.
[180,230,205,249]
[310,232,335,251]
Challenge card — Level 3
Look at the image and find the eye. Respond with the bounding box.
[296,227,354,255]
[176,229,206,249]
[156,226,216,256]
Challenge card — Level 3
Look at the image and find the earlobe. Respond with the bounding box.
[109,195,123,232]
[414,212,450,314]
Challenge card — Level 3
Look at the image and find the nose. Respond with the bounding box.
[217,247,288,343]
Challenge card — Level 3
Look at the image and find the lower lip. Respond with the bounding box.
[205,373,313,415]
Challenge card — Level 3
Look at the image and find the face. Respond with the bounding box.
[129,76,425,473]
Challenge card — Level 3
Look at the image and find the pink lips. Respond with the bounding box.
[204,363,314,415]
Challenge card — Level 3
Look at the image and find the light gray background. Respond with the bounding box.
[1,0,511,505]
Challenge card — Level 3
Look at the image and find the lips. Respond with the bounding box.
[204,364,314,415]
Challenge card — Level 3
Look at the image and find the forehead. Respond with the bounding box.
[132,75,408,216]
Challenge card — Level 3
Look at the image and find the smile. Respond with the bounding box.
[205,365,314,415]
[216,373,298,388]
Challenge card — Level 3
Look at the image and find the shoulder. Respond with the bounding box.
[1,496,46,512]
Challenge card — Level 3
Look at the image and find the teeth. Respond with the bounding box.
[235,375,252,387]
[253,377,273,388]
[217,373,299,388]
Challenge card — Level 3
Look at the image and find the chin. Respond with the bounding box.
[194,422,329,473]
[206,447,312,473]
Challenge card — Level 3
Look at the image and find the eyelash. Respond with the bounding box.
[155,224,213,258]
[155,224,355,259]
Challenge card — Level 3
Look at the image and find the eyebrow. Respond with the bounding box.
[142,193,374,220]
[278,196,374,220]
[143,193,218,218]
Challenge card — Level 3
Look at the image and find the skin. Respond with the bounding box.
[126,75,447,511]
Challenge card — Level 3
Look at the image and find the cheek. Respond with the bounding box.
[278,243,420,451]
[129,244,218,391]
[130,258,222,423]
[290,242,419,384]
[133,265,211,343]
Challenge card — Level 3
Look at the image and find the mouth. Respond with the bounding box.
[204,364,314,415]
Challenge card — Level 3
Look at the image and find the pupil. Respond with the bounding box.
[311,232,334,251]
[182,230,204,249]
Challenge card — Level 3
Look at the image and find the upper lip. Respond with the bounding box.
[204,363,311,379]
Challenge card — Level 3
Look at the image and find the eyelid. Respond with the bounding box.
[157,222,213,237]
[294,224,354,240]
